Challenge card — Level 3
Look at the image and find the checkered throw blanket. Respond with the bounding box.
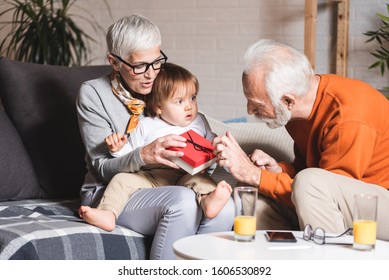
[0,199,150,260]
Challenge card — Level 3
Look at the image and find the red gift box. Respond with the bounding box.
[168,129,216,175]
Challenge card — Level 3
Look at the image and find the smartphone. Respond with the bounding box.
[265,231,297,243]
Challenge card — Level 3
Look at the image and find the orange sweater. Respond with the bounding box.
[259,74,389,208]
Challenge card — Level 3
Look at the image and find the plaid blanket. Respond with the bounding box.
[0,199,150,260]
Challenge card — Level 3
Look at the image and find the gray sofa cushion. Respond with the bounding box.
[0,109,45,201]
[0,58,111,199]
[207,116,295,186]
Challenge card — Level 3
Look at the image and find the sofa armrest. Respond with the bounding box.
[0,57,111,199]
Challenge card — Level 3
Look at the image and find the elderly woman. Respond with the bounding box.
[76,15,234,260]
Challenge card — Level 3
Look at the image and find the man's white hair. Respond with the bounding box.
[243,39,314,107]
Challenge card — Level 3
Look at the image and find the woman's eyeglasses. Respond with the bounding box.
[303,224,353,245]
[111,50,168,74]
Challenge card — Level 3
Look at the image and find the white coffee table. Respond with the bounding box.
[173,230,389,260]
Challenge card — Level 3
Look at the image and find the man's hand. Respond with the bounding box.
[213,131,261,187]
[249,149,282,173]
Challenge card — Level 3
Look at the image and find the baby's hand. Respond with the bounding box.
[105,132,127,153]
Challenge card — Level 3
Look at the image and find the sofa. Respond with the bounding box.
[0,57,294,260]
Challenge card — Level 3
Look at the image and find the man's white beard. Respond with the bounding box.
[254,104,291,129]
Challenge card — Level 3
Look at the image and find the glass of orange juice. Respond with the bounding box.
[353,194,378,251]
[233,186,257,242]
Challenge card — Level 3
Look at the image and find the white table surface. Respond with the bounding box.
[173,230,389,260]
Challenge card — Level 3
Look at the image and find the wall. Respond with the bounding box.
[1,0,388,120]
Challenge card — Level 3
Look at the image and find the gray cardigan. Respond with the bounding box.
[76,74,216,206]
[76,75,145,206]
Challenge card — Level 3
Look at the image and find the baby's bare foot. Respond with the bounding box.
[201,180,232,218]
[78,205,116,232]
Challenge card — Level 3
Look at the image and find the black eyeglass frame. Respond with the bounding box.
[111,50,168,74]
[303,224,353,245]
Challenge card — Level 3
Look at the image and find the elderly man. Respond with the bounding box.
[214,39,389,240]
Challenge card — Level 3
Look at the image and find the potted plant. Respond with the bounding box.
[0,0,109,66]
[364,3,389,95]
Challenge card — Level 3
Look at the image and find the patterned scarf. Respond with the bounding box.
[110,71,145,134]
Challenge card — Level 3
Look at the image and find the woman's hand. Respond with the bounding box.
[213,131,261,187]
[140,134,187,168]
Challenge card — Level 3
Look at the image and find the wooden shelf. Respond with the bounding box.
[304,0,317,70]
[304,0,349,76]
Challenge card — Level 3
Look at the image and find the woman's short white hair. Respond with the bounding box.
[243,39,314,107]
[106,14,161,57]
